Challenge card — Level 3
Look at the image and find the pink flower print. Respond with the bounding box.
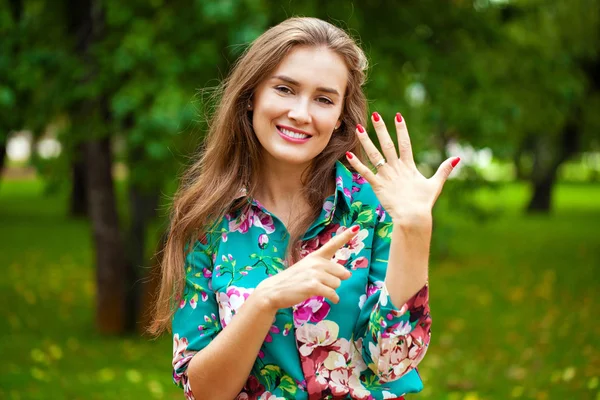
[296,320,339,357]
[323,200,334,219]
[300,237,319,258]
[343,187,352,199]
[335,175,343,188]
[352,172,366,185]
[358,281,383,309]
[172,334,196,385]
[347,374,371,400]
[258,233,269,249]
[293,296,331,327]
[301,347,330,398]
[217,286,254,327]
[229,210,252,233]
[382,319,412,339]
[202,267,212,279]
[350,256,368,270]
[368,328,429,382]
[328,369,350,397]
[375,204,386,222]
[252,209,276,234]
[189,293,198,309]
[300,224,340,258]
[258,393,286,400]
[236,375,266,400]
[264,325,281,343]
[318,223,339,245]
[333,227,368,262]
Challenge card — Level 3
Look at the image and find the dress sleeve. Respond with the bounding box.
[172,236,221,399]
[355,210,432,383]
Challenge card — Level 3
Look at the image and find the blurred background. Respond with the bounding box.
[1,0,599,399]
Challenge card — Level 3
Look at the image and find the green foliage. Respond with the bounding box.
[4,0,599,204]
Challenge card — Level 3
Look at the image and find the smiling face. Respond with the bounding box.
[251,45,349,169]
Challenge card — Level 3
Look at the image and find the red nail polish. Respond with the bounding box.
[356,124,365,133]
[451,157,460,167]
[346,152,353,159]
[396,113,403,123]
[372,112,380,122]
[351,225,360,232]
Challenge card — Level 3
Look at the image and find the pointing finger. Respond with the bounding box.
[315,225,360,259]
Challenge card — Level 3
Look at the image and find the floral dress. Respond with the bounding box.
[172,161,432,400]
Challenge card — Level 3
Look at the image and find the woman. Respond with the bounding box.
[151,17,460,400]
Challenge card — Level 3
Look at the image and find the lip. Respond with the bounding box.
[276,125,312,143]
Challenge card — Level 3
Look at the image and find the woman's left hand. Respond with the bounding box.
[345,112,460,227]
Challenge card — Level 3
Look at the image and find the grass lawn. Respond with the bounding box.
[0,178,598,399]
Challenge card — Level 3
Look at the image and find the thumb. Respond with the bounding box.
[432,157,460,186]
[315,225,360,259]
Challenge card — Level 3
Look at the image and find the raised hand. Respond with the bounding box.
[345,112,460,226]
[254,225,361,312]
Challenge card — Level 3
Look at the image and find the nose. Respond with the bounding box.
[287,97,312,125]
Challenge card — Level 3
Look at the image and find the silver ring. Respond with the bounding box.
[374,159,386,168]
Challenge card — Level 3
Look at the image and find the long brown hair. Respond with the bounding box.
[149,17,368,335]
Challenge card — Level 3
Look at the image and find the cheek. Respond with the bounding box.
[314,108,342,133]
[255,94,287,122]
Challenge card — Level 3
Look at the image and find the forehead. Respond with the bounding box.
[273,46,348,93]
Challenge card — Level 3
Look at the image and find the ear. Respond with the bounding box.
[334,120,342,130]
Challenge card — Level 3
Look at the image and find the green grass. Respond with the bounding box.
[0,178,599,399]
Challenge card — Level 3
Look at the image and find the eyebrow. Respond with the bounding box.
[272,75,340,96]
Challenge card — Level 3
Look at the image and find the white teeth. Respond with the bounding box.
[280,127,309,139]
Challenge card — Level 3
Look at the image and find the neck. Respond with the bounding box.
[254,157,311,210]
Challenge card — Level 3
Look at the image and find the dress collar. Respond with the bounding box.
[333,160,355,212]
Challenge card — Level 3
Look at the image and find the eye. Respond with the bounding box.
[274,85,293,95]
[317,97,334,105]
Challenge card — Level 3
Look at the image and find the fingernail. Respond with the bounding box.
[451,157,461,167]
[356,124,365,133]
[372,112,380,122]
[396,113,403,123]
[345,151,353,159]
[351,225,360,232]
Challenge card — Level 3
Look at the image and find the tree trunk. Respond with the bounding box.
[70,144,88,217]
[526,118,581,213]
[85,137,129,334]
[125,180,159,332]
[68,0,133,334]
[526,162,558,212]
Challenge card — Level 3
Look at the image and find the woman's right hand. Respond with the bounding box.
[254,225,360,313]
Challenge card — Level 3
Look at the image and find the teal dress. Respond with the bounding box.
[172,161,431,400]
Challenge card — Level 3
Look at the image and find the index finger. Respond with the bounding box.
[315,225,360,259]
